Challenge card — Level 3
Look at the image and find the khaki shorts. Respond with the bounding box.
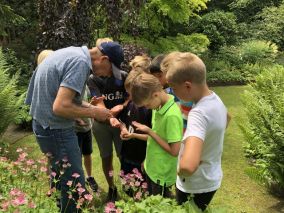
[92,120,122,158]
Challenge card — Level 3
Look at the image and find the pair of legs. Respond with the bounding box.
[32,120,86,213]
[145,172,172,198]
[176,187,216,211]
[76,130,93,178]
[92,121,122,200]
[77,130,98,192]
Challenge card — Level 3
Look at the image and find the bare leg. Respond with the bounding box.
[83,154,92,177]
[102,155,114,188]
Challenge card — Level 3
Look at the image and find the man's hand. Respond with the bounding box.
[92,107,112,122]
[110,105,124,117]
[132,121,151,134]
[110,117,121,128]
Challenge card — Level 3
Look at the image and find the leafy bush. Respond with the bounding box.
[189,10,238,50]
[207,70,245,85]
[239,65,284,188]
[239,40,278,65]
[121,33,210,56]
[14,90,32,129]
[0,48,20,136]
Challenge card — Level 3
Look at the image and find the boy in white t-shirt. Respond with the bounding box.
[162,52,230,211]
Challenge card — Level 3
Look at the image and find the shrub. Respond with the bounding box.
[0,48,20,136]
[239,40,278,65]
[239,65,284,188]
[207,70,245,86]
[189,10,239,50]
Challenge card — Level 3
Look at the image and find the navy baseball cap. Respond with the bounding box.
[98,42,124,80]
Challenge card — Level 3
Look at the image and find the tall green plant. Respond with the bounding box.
[0,48,19,136]
[239,65,284,188]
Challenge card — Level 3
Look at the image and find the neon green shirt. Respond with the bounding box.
[145,95,183,186]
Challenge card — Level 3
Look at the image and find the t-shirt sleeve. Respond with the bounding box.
[165,115,183,143]
[184,109,207,141]
[60,61,89,95]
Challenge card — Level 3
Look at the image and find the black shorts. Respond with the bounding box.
[76,130,93,155]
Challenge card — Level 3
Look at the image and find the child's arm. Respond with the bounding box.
[132,121,180,157]
[178,136,203,177]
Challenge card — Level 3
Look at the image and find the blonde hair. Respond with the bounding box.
[96,37,113,47]
[129,55,151,73]
[37,50,54,65]
[164,52,206,85]
[124,70,143,90]
[160,51,182,74]
[131,73,163,106]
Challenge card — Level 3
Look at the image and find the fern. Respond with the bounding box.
[0,48,19,136]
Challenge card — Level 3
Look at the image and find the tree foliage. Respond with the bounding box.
[37,0,94,50]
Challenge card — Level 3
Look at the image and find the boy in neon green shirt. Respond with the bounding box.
[131,73,183,197]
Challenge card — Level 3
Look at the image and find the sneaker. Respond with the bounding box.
[106,187,118,202]
[86,177,98,192]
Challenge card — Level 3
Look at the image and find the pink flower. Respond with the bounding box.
[40,167,47,172]
[19,152,28,159]
[72,173,80,178]
[11,194,27,206]
[119,170,124,177]
[77,187,86,194]
[0,157,7,162]
[51,172,57,177]
[108,170,113,177]
[26,159,35,166]
[135,181,140,187]
[105,202,116,213]
[1,201,10,211]
[76,182,82,188]
[142,182,147,189]
[132,168,139,174]
[62,157,68,163]
[84,194,93,201]
[135,191,142,200]
[10,188,22,196]
[68,194,73,199]
[67,181,73,186]
[28,201,36,208]
[16,148,23,153]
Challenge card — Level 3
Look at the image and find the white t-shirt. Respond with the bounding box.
[176,92,227,194]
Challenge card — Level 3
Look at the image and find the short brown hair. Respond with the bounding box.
[131,73,163,106]
[164,52,206,84]
[129,55,151,73]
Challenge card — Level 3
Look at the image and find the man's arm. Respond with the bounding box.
[178,136,203,177]
[53,87,111,121]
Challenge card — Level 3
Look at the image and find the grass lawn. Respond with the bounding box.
[5,86,284,212]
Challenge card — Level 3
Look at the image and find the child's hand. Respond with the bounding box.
[110,105,124,117]
[75,118,87,126]
[90,96,105,106]
[109,117,121,128]
[120,128,133,140]
[132,121,151,134]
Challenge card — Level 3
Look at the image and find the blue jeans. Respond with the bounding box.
[32,120,86,213]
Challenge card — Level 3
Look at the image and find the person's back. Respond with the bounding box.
[27,46,91,129]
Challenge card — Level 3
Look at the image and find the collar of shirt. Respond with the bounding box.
[156,95,175,115]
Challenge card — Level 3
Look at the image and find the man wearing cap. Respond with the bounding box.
[25,45,113,212]
[87,40,128,202]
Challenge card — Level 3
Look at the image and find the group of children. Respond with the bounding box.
[37,39,229,212]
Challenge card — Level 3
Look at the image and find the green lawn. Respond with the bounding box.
[6,86,283,212]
